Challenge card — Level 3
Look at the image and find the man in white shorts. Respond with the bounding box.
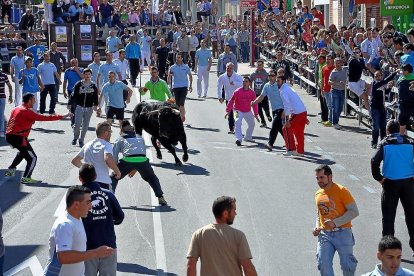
[348,47,372,110]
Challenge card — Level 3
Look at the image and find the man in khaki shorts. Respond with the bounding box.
[186,196,257,276]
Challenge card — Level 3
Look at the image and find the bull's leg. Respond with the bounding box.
[151,136,162,160]
[180,133,189,162]
[159,137,182,166]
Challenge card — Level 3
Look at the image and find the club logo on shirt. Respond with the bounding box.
[90,190,109,217]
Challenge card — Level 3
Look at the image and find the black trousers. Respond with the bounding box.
[110,159,163,196]
[157,62,167,81]
[258,96,271,124]
[225,100,234,131]
[269,109,284,146]
[382,178,414,251]
[319,90,328,122]
[189,51,196,71]
[129,58,140,86]
[6,134,37,178]
[2,4,11,19]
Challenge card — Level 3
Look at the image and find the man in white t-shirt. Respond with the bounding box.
[43,185,114,275]
[72,121,121,191]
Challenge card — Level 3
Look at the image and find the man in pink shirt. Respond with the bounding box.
[226,76,259,146]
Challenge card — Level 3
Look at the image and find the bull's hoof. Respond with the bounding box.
[175,160,183,166]
[157,153,162,159]
[182,153,189,162]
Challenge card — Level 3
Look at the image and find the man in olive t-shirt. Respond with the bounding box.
[186,196,257,276]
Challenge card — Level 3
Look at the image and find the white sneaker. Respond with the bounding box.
[244,138,255,143]
[283,151,294,156]
[293,151,304,157]
[334,124,342,130]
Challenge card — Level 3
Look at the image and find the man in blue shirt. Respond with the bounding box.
[63,58,84,125]
[167,52,192,122]
[25,38,46,67]
[251,69,284,151]
[194,39,212,98]
[69,2,82,22]
[87,52,101,87]
[37,51,61,114]
[106,30,122,59]
[18,57,44,112]
[10,46,25,106]
[97,52,122,88]
[125,35,141,87]
[98,71,132,126]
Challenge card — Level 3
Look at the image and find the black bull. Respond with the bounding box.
[132,101,189,166]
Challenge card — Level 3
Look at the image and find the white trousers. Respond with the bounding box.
[234,110,255,142]
[14,77,22,106]
[140,50,151,70]
[197,65,209,96]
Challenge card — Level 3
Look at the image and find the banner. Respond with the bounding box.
[381,0,414,16]
[314,0,330,5]
[152,0,159,14]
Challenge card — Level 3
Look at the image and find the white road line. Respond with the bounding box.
[363,186,377,194]
[143,131,168,276]
[54,192,67,217]
[213,146,248,151]
[324,154,333,160]
[334,164,346,171]
[4,255,43,276]
[314,146,322,151]
[348,174,360,181]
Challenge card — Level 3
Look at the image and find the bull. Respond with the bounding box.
[132,101,189,166]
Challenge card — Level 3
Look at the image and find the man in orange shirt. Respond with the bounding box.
[321,54,335,127]
[313,164,359,276]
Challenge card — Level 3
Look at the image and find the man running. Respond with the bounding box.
[140,67,173,102]
[194,39,212,98]
[4,93,72,183]
[69,68,99,147]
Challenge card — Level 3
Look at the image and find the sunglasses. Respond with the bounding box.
[269,74,276,77]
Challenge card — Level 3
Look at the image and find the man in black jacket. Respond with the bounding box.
[371,119,414,255]
[79,163,124,276]
[69,68,99,147]
[18,9,35,40]
[397,64,414,134]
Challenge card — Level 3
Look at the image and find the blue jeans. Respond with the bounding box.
[240,42,249,62]
[323,92,333,123]
[332,89,345,125]
[100,16,112,28]
[0,98,5,134]
[371,108,387,146]
[316,228,357,276]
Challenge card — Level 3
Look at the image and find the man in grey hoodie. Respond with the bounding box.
[110,120,167,206]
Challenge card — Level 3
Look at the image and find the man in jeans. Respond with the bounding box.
[313,164,359,276]
[328,58,348,130]
[321,54,335,127]
[238,24,250,63]
[37,51,61,114]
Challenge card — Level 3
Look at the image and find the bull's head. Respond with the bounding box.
[158,107,182,141]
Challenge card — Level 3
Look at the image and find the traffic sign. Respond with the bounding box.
[241,0,257,8]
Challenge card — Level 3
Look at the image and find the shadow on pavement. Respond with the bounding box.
[152,162,210,176]
[185,97,205,102]
[340,125,371,135]
[185,124,220,132]
[117,263,177,275]
[175,147,200,155]
[23,182,71,189]
[305,132,319,137]
[0,170,29,214]
[291,151,336,165]
[32,127,65,134]
[122,205,177,213]
[3,244,41,271]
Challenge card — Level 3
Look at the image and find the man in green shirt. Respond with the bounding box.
[139,67,174,102]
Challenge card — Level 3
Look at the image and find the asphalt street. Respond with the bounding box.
[0,62,413,275]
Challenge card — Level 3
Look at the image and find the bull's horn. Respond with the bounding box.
[172,109,180,115]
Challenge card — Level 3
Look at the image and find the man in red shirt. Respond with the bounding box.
[311,7,324,26]
[4,93,71,184]
[321,54,335,127]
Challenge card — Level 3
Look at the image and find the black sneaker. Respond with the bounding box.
[72,139,77,145]
[265,143,273,151]
[235,140,242,146]
[158,196,168,206]
[267,115,273,122]
[260,123,267,128]
[79,140,84,148]
[228,130,235,134]
[371,144,377,149]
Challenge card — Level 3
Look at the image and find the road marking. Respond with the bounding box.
[363,186,377,194]
[334,164,346,171]
[324,154,333,160]
[143,131,168,276]
[4,255,43,276]
[348,174,360,181]
[54,192,67,217]
[213,146,248,151]
[314,146,322,151]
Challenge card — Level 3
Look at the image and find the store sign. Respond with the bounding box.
[241,0,257,8]
[381,0,414,16]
